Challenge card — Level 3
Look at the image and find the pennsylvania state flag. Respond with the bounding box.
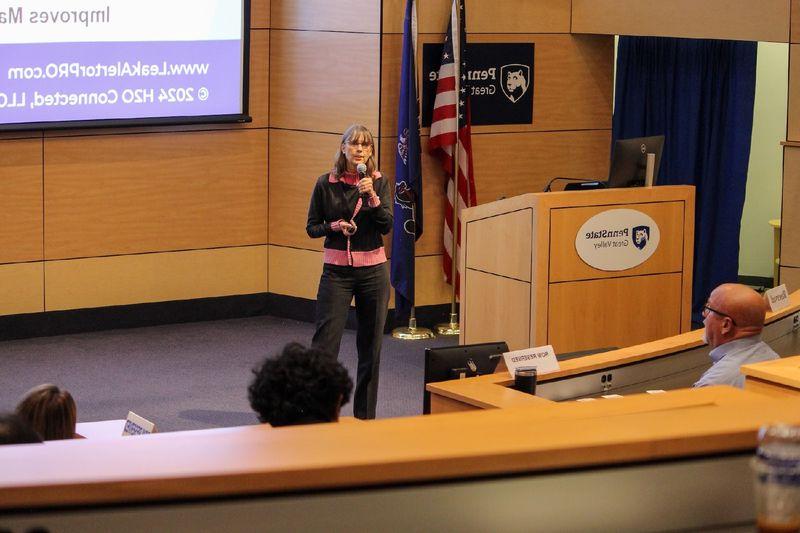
[390,0,423,323]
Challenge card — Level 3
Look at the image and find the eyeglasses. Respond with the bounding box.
[702,303,737,326]
[347,141,372,149]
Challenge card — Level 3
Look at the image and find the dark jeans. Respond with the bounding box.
[312,262,389,419]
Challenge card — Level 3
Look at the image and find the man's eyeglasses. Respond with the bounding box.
[702,304,737,326]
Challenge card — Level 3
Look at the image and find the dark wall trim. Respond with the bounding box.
[0,294,453,342]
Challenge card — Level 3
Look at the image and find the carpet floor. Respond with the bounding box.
[0,316,454,432]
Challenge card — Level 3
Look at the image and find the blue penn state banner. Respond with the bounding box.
[391,0,423,321]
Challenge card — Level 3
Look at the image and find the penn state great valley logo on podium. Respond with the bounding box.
[575,209,660,271]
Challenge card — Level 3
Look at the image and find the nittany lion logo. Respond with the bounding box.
[395,181,416,235]
[500,64,530,103]
[397,128,409,165]
[632,225,650,250]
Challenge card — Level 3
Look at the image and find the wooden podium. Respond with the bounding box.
[459,185,694,353]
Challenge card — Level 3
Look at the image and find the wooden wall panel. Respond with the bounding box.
[790,46,800,142]
[781,266,800,292]
[522,34,613,133]
[248,30,270,129]
[572,0,790,43]
[272,0,380,32]
[381,0,406,34]
[380,34,403,137]
[381,34,613,137]
[782,146,800,266]
[251,0,271,29]
[0,263,43,316]
[269,246,323,299]
[44,130,267,260]
[472,130,612,204]
[268,245,450,306]
[415,254,451,306]
[269,130,340,250]
[45,247,267,311]
[384,0,571,35]
[270,31,380,134]
[793,0,800,43]
[0,138,43,264]
[462,0,571,34]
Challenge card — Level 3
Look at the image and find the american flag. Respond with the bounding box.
[429,0,476,289]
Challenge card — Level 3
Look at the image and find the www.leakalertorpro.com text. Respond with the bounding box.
[0,6,111,27]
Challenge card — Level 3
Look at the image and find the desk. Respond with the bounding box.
[742,354,800,398]
[74,419,125,439]
[0,387,792,507]
[0,388,797,532]
[428,290,800,413]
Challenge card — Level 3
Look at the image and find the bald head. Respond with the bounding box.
[703,284,768,348]
[711,284,768,330]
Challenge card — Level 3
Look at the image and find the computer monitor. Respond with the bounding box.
[423,341,508,414]
[607,135,665,188]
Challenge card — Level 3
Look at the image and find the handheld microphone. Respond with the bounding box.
[356,163,370,200]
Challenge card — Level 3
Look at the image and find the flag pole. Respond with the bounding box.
[391,0,433,341]
[436,2,462,336]
[435,131,461,336]
[392,202,434,339]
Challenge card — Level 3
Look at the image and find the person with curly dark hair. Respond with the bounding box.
[248,342,354,427]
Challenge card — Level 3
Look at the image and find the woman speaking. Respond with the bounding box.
[306,124,392,419]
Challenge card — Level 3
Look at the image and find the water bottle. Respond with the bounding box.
[752,424,800,532]
[758,425,800,469]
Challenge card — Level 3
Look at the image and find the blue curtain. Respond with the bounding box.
[613,37,757,324]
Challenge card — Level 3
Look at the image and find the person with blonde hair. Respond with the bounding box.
[694,283,779,388]
[15,384,77,440]
[306,124,392,419]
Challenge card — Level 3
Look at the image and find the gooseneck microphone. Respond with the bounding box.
[357,163,370,200]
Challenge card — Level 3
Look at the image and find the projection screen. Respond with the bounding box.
[0,0,251,130]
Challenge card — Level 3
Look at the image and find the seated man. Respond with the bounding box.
[248,342,354,427]
[694,283,779,388]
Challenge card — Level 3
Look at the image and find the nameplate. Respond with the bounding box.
[503,345,560,377]
[765,284,790,312]
[122,411,156,437]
